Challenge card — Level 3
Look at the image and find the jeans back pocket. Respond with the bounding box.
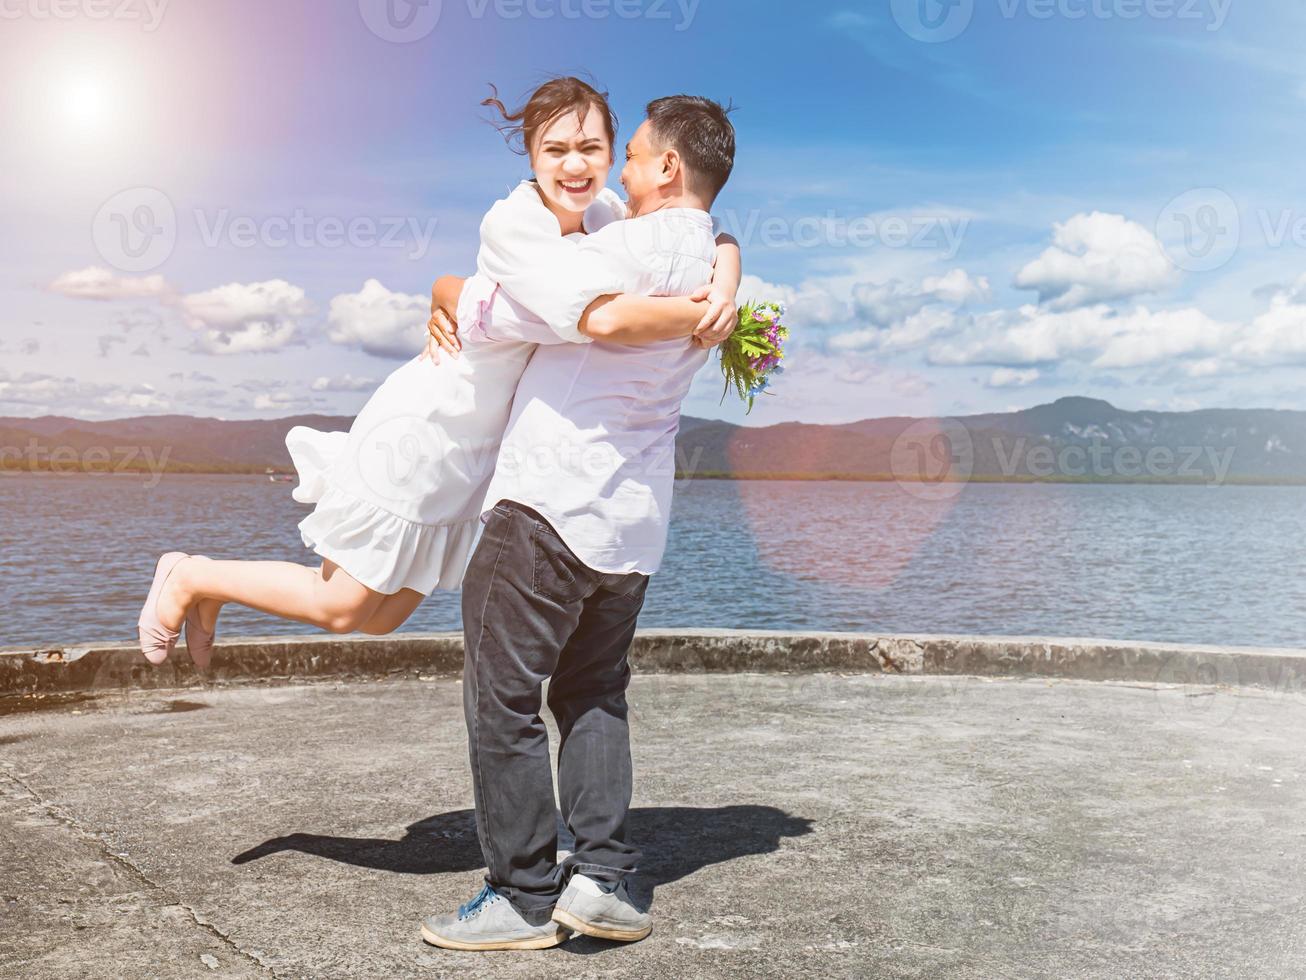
[531,522,594,604]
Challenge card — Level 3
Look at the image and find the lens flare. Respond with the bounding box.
[58,74,114,136]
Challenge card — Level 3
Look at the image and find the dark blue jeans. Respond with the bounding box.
[460,499,650,926]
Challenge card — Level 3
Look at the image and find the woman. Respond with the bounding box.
[137,76,741,667]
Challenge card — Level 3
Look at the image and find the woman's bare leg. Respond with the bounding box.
[357,589,426,635]
[156,556,391,635]
[191,586,420,638]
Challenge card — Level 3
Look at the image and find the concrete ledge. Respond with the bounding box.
[3,629,1306,699]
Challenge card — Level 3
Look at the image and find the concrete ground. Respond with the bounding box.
[2,672,1305,979]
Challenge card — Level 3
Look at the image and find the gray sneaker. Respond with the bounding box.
[420,884,570,951]
[551,875,652,942]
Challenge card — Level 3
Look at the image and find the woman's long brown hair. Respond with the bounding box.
[482,75,618,157]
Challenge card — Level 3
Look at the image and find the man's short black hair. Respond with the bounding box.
[644,95,736,205]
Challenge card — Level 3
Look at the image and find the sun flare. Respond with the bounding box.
[57,73,115,136]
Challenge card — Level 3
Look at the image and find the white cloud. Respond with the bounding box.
[825,269,988,353]
[311,373,379,392]
[1182,358,1227,379]
[925,271,1306,376]
[327,279,428,358]
[102,383,170,412]
[852,269,989,327]
[832,306,962,354]
[179,280,313,355]
[115,309,167,335]
[737,273,851,329]
[685,347,935,424]
[1092,307,1230,369]
[741,263,990,356]
[97,334,128,358]
[748,222,1306,394]
[0,371,68,409]
[987,368,1040,389]
[0,371,170,415]
[1013,212,1178,310]
[252,391,314,411]
[928,303,1230,369]
[47,266,171,301]
[1232,274,1306,366]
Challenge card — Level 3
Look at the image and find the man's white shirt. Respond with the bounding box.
[463,180,717,575]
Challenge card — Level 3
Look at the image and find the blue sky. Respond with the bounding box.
[2,0,1304,426]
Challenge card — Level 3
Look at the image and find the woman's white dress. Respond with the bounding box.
[285,182,627,595]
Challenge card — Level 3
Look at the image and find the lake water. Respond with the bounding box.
[2,473,1303,650]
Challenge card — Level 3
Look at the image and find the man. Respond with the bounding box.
[420,95,738,952]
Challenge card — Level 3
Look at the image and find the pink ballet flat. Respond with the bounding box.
[183,555,215,670]
[138,552,189,665]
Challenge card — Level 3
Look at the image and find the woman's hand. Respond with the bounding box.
[419,275,466,364]
[688,283,738,349]
[693,231,742,349]
[420,307,459,364]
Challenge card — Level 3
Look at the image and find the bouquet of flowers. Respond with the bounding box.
[719,300,788,414]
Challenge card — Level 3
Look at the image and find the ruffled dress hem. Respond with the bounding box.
[286,426,480,596]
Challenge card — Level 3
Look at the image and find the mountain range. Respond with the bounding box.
[2,398,1303,483]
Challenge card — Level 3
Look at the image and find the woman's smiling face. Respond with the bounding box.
[529,104,613,215]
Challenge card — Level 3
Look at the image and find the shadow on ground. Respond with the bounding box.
[232,803,814,921]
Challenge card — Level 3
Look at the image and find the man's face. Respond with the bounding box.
[619,120,664,215]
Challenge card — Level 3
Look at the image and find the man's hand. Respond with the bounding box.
[688,283,738,349]
[419,275,466,364]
